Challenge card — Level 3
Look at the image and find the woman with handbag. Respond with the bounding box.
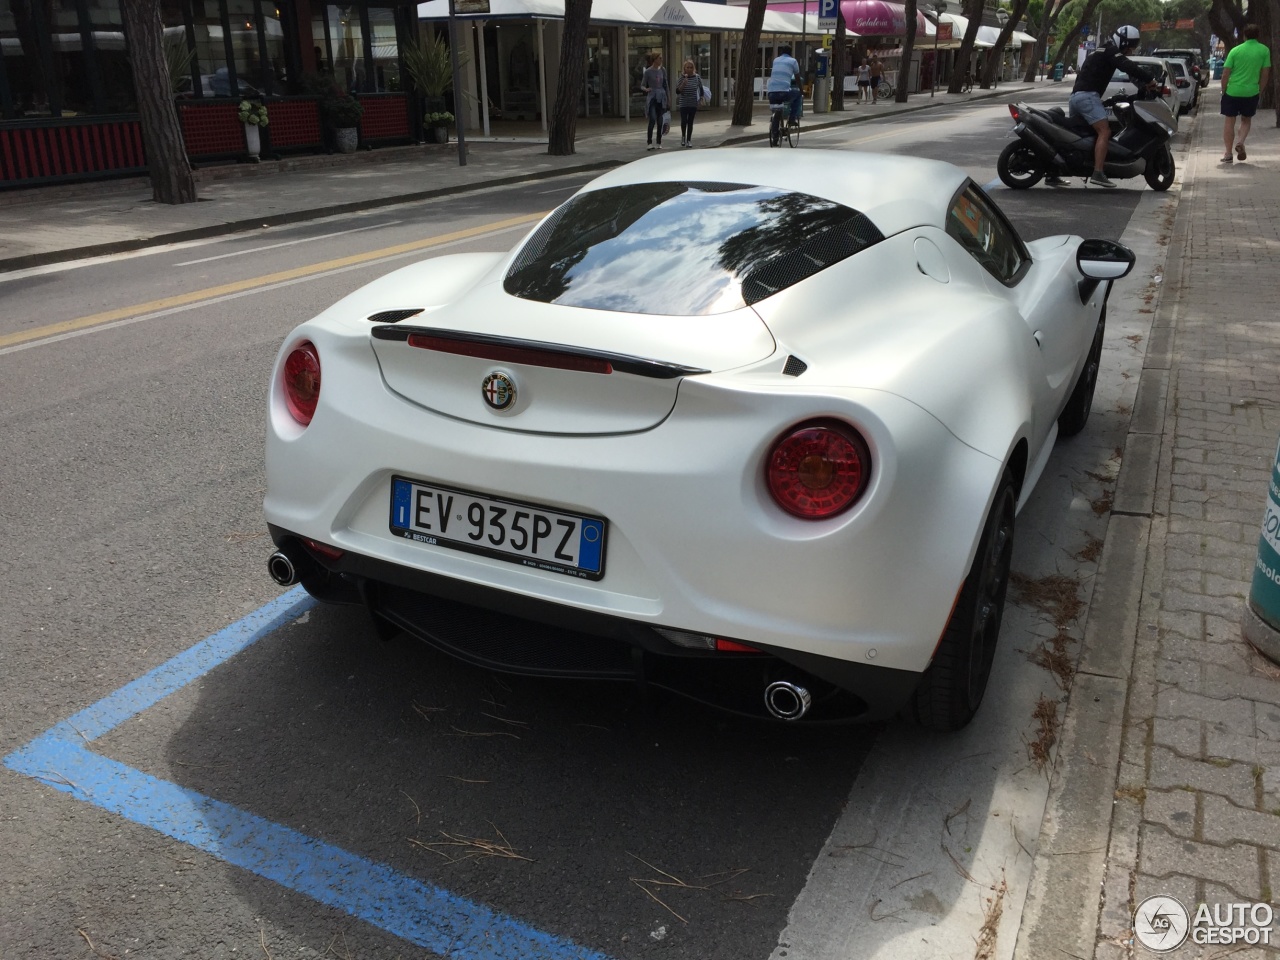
[641,52,669,150]
[675,59,707,147]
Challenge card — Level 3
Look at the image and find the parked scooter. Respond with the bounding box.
[997,91,1177,191]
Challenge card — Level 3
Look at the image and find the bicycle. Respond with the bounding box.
[768,102,799,147]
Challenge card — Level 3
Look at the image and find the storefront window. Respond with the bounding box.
[316,4,364,94]
[366,6,397,91]
[0,0,135,118]
[190,0,233,96]
[627,28,661,115]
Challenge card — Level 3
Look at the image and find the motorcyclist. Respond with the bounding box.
[767,45,804,125]
[1061,25,1159,188]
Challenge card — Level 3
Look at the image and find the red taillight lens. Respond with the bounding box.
[283,341,321,425]
[1008,104,1020,121]
[766,421,871,520]
[1161,85,1171,96]
[302,537,344,561]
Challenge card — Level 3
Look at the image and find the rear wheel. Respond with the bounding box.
[997,141,1046,189]
[907,473,1016,732]
[1058,308,1105,437]
[1144,145,1175,191]
[769,111,782,147]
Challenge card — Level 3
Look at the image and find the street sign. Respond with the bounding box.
[1080,24,1089,36]
[818,0,838,31]
[822,33,833,48]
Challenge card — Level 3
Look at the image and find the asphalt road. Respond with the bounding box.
[0,90,1162,960]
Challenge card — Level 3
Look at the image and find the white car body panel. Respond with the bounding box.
[264,151,1120,716]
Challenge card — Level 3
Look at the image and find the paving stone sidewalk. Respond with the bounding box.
[1093,107,1280,958]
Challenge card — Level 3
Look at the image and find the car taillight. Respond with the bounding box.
[766,420,871,519]
[1161,85,1171,96]
[283,340,321,425]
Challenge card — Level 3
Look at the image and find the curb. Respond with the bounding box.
[0,86,1022,274]
[0,159,621,274]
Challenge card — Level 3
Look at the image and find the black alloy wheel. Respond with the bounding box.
[1058,308,1106,437]
[997,141,1046,189]
[907,473,1017,732]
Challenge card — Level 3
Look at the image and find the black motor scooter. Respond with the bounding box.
[997,91,1178,191]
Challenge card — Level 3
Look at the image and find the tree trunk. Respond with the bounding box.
[548,0,591,155]
[1046,0,1103,76]
[947,0,984,93]
[731,0,769,126]
[120,0,196,204]
[1255,0,1274,111]
[980,0,1029,88]
[831,9,848,109]
[895,0,918,101]
[1209,0,1245,54]
[1271,0,1280,124]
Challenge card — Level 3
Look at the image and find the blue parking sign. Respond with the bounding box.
[818,0,837,29]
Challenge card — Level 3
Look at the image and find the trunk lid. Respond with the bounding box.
[369,280,776,435]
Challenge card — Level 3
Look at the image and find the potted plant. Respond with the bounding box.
[237,99,269,160]
[424,110,453,143]
[322,94,363,153]
[403,35,467,142]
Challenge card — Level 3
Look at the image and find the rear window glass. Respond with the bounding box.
[504,182,884,316]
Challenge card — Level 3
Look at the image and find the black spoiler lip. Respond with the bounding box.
[370,324,711,380]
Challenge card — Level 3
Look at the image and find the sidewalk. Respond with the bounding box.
[1018,103,1280,957]
[0,81,1040,272]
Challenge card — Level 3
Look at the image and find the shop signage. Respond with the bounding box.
[839,0,926,36]
[452,0,490,12]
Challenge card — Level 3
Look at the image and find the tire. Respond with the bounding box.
[769,112,780,147]
[1144,145,1175,191]
[997,141,1046,189]
[787,120,799,147]
[907,473,1017,732]
[1057,308,1105,438]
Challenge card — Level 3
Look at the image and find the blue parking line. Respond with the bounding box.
[4,587,613,960]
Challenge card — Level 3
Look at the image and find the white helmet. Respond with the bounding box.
[1112,24,1140,49]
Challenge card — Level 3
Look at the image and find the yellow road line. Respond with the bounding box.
[0,212,545,350]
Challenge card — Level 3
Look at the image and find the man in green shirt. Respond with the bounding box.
[1220,24,1272,162]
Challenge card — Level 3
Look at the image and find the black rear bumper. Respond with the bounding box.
[268,526,922,723]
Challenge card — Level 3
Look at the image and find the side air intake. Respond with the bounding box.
[367,309,424,323]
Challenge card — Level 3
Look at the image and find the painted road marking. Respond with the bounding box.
[0,212,545,351]
[4,587,614,960]
[173,220,404,266]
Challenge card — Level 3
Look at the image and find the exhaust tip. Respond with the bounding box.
[267,551,298,586]
[764,681,812,721]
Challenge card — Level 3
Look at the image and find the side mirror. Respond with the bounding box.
[1077,238,1135,280]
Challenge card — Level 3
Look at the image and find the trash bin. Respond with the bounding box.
[1243,434,1280,662]
[1053,62,1065,82]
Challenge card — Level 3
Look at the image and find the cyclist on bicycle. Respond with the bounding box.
[767,45,803,124]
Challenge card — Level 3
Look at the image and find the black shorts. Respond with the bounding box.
[870,76,881,87]
[1221,93,1259,117]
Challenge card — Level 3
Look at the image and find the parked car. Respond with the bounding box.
[263,150,1135,731]
[1104,56,1179,129]
[1152,48,1209,88]
[1164,58,1198,114]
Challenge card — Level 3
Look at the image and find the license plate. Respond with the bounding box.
[389,477,607,580]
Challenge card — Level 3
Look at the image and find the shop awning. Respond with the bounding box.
[418,0,815,33]
[839,0,927,36]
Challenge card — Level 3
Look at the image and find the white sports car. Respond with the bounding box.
[263,150,1135,730]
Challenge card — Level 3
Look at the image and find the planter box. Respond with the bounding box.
[425,126,450,144]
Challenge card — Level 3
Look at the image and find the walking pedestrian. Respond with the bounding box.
[856,59,872,103]
[869,57,884,103]
[641,52,669,150]
[1219,24,1271,162]
[675,59,706,147]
